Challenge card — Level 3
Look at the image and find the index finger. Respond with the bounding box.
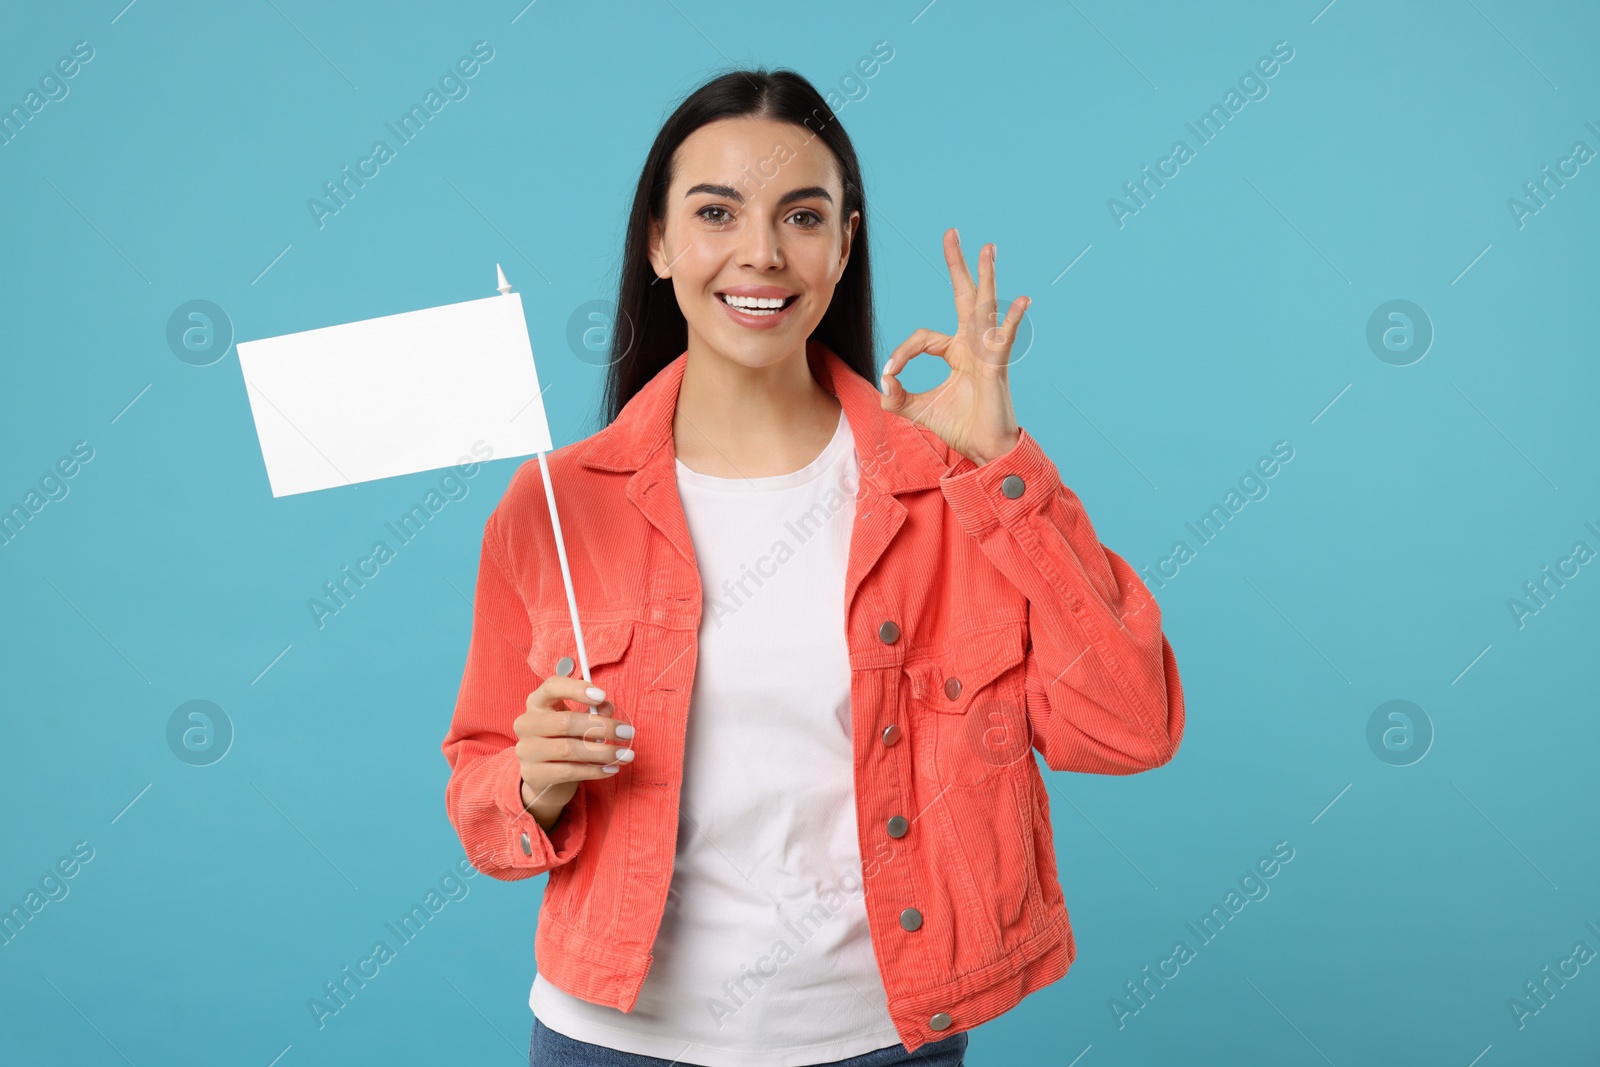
[527,673,608,716]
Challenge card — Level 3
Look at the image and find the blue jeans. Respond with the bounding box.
[529,1014,970,1067]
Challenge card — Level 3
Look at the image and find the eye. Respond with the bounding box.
[695,205,733,224]
[788,209,824,227]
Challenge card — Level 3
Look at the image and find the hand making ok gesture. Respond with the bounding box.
[879,228,1029,466]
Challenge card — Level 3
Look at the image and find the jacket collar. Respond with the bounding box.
[577,337,951,495]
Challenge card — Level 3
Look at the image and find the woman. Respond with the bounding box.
[441,68,1185,1067]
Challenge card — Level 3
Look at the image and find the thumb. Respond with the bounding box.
[879,370,908,413]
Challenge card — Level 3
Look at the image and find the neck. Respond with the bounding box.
[672,335,841,477]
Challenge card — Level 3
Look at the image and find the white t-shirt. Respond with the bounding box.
[530,406,903,1065]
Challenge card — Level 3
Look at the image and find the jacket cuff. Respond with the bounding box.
[939,426,1060,538]
[491,745,587,871]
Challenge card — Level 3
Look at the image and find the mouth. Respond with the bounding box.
[715,291,800,329]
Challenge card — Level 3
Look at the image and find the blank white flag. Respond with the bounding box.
[236,292,552,497]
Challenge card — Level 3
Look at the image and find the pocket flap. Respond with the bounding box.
[528,618,635,678]
[903,623,1027,714]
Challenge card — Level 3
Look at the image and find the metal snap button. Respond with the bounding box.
[929,1012,953,1031]
[900,907,923,931]
[943,676,962,700]
[519,832,533,856]
[887,815,909,838]
[881,723,902,746]
[555,656,575,677]
[1001,474,1025,499]
[878,620,900,644]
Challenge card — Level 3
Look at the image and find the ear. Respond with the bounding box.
[647,216,670,278]
[838,209,861,274]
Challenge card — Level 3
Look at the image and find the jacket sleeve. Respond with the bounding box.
[939,426,1185,774]
[441,511,588,880]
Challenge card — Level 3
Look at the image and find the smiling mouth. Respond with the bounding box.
[717,293,798,316]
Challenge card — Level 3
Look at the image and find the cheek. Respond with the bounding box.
[674,280,717,327]
[668,250,720,300]
[794,241,846,287]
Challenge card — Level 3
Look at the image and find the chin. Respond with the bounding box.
[703,320,815,365]
[712,337,796,369]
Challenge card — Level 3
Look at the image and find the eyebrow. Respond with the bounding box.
[683,183,833,207]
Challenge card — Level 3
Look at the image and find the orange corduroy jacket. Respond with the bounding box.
[441,337,1185,1053]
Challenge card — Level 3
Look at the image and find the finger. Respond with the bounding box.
[973,243,1012,360]
[533,702,624,743]
[525,759,622,794]
[884,328,952,378]
[879,361,909,413]
[1001,294,1030,350]
[942,229,977,320]
[981,295,1032,361]
[520,692,621,750]
[529,676,609,715]
[552,731,635,765]
[977,243,997,333]
[518,718,633,766]
[882,332,954,414]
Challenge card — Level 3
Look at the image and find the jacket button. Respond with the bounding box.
[929,1012,953,1031]
[881,723,902,746]
[1001,474,1025,499]
[887,815,909,838]
[878,620,900,644]
[555,656,575,677]
[900,907,922,931]
[943,676,962,700]
[519,832,533,856]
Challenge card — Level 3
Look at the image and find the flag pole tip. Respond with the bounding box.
[496,263,512,295]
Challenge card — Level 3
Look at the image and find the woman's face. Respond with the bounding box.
[648,116,860,370]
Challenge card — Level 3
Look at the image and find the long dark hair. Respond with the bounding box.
[600,68,875,426]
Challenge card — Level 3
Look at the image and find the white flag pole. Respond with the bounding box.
[497,263,599,715]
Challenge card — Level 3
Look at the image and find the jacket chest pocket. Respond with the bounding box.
[527,618,638,706]
[901,623,1031,773]
[902,620,1024,713]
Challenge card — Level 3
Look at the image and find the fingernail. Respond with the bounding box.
[953,228,960,244]
[586,686,606,701]
[616,723,635,739]
[602,765,620,774]
[615,748,636,763]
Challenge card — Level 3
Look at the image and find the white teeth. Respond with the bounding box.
[720,294,790,311]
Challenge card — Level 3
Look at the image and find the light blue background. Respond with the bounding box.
[3,1,1597,1064]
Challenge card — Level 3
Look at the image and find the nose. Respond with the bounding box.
[736,214,784,271]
